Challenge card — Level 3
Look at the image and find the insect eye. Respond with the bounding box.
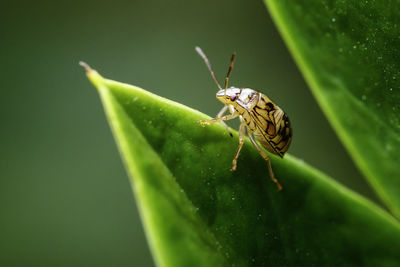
[230,95,237,101]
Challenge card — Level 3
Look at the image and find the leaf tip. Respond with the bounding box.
[80,61,105,89]
[79,61,94,73]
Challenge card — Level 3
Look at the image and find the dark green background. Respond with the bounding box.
[0,0,378,266]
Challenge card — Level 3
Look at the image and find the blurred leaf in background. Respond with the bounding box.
[265,0,400,219]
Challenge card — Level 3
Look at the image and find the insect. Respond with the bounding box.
[195,47,292,190]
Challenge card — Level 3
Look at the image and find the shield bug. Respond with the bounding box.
[195,46,292,190]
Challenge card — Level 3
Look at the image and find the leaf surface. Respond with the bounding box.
[265,0,400,218]
[85,67,400,266]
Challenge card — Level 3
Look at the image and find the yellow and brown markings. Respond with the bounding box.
[251,95,277,136]
[271,113,292,154]
[246,95,292,157]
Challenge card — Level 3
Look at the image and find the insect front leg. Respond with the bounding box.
[248,134,283,191]
[198,113,238,126]
[232,123,246,172]
[216,106,233,137]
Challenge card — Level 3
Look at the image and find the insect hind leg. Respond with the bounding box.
[248,133,282,191]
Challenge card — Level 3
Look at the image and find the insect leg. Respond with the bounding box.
[198,113,238,126]
[248,133,283,191]
[231,123,246,171]
[216,106,233,137]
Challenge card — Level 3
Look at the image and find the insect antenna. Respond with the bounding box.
[224,52,236,96]
[195,46,222,90]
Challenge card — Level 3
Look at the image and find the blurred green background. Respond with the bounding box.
[0,0,380,266]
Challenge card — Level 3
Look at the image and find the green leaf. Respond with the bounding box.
[264,0,400,218]
[84,65,400,266]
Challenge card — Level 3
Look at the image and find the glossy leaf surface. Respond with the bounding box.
[265,0,400,218]
[85,67,400,266]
